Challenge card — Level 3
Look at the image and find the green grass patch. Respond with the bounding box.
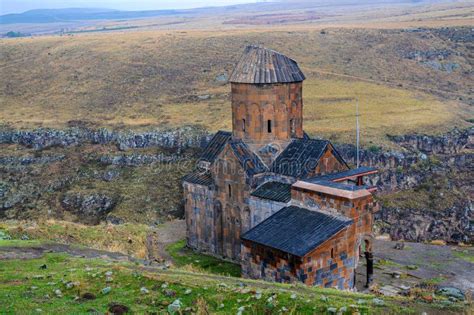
[453,250,474,264]
[422,277,447,286]
[167,240,241,277]
[0,251,466,314]
[375,259,403,268]
[0,239,47,247]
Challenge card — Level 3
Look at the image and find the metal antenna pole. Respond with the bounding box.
[356,97,360,168]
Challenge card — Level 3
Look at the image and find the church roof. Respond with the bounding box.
[270,138,348,178]
[183,171,213,187]
[251,181,292,203]
[229,45,306,84]
[308,166,378,182]
[270,139,326,178]
[241,206,352,257]
[199,131,232,163]
[229,140,267,177]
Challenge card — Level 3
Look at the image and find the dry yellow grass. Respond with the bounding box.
[157,78,467,146]
[0,26,471,146]
[1,219,151,258]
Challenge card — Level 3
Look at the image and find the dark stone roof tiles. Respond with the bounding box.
[229,140,268,177]
[270,138,329,178]
[251,181,292,203]
[183,171,214,187]
[199,130,232,163]
[229,45,305,84]
[241,206,352,257]
[308,166,378,182]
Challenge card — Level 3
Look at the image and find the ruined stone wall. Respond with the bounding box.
[231,83,304,145]
[241,227,357,290]
[183,182,215,252]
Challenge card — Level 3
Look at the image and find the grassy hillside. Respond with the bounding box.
[0,243,466,314]
[0,27,471,146]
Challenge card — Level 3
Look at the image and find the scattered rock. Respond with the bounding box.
[140,287,149,294]
[106,215,125,225]
[394,243,405,250]
[168,299,182,314]
[164,289,176,297]
[184,289,192,295]
[54,289,62,297]
[66,281,79,289]
[372,298,385,306]
[436,287,465,301]
[101,287,112,295]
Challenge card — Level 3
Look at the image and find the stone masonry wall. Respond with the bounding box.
[210,145,253,261]
[183,182,215,253]
[241,226,357,290]
[231,83,304,144]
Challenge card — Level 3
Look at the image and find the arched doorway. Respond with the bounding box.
[363,237,374,287]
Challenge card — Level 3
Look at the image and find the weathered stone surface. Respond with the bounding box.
[376,201,473,243]
[61,192,117,217]
[0,126,211,151]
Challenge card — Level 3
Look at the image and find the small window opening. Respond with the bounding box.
[331,248,334,259]
[242,119,246,132]
[267,120,272,133]
[290,119,295,134]
[228,184,232,197]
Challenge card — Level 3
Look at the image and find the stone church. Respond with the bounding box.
[183,45,378,289]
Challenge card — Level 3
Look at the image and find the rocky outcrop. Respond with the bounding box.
[97,153,182,166]
[376,202,473,244]
[0,126,211,151]
[0,155,65,165]
[388,128,473,155]
[335,127,473,191]
[61,192,118,219]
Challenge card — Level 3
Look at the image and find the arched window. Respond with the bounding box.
[228,184,232,198]
[242,119,246,132]
[267,120,272,133]
[331,248,334,259]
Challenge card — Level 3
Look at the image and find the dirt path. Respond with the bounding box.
[145,220,186,264]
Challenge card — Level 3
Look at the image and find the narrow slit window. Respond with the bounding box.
[228,184,232,197]
[331,248,334,259]
[290,119,294,133]
[267,120,272,133]
[242,119,246,132]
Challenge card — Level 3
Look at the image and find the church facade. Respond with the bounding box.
[183,46,378,289]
